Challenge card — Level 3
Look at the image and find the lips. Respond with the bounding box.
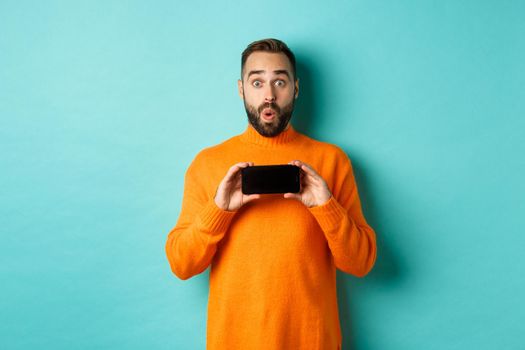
[262,108,276,121]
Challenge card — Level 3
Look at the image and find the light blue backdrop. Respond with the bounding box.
[1,1,524,349]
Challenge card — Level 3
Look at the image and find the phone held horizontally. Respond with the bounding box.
[241,164,301,195]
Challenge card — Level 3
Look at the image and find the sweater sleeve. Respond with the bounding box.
[165,155,237,280]
[307,155,377,277]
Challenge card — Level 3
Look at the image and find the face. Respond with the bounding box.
[238,52,299,137]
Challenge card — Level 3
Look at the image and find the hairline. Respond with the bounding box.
[241,49,297,82]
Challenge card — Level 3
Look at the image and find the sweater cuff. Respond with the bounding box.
[196,199,237,235]
[307,196,347,234]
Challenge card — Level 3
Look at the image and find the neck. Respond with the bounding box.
[239,122,299,147]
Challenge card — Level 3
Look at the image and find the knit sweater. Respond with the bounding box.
[165,123,377,350]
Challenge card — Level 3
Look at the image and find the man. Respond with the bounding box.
[165,38,377,350]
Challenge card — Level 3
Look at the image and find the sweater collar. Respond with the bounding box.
[239,122,299,147]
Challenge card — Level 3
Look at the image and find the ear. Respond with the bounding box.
[238,79,244,100]
[294,78,299,99]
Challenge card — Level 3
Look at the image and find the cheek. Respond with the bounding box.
[278,91,294,104]
[281,86,295,98]
[244,93,264,108]
[244,90,263,102]
[245,96,261,109]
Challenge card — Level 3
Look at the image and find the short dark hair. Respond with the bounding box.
[241,38,297,81]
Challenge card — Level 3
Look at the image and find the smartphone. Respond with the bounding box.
[241,164,301,195]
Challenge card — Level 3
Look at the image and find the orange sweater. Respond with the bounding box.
[165,123,377,350]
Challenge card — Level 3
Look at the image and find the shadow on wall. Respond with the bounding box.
[291,55,319,135]
[337,155,406,349]
[294,51,406,349]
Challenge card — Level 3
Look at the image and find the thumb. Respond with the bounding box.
[243,194,261,204]
[283,193,301,201]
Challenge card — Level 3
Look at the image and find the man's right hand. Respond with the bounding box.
[214,162,261,211]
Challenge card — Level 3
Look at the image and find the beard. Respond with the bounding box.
[243,92,295,137]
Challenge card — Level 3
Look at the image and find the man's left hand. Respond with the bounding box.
[284,160,332,208]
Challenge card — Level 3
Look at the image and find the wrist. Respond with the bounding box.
[315,193,332,207]
[214,197,228,211]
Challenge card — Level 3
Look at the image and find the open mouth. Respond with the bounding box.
[262,108,276,121]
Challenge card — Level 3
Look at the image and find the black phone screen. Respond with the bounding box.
[241,164,300,194]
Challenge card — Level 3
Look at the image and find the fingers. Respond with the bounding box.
[243,193,261,204]
[283,192,301,201]
[288,160,319,179]
[223,161,254,182]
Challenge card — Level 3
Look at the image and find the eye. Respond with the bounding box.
[274,80,285,87]
[252,80,262,88]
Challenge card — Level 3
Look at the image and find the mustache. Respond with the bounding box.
[258,102,280,114]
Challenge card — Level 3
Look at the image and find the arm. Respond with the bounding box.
[303,157,377,277]
[165,156,237,280]
[165,158,260,280]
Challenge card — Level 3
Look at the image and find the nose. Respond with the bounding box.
[264,85,276,103]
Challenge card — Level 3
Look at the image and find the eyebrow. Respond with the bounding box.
[247,69,291,80]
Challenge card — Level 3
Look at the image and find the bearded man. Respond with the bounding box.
[165,38,377,350]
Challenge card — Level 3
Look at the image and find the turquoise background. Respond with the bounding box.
[1,1,524,349]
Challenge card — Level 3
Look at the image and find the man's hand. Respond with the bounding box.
[214,162,261,211]
[284,160,332,208]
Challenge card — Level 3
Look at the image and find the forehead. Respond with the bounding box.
[243,52,293,78]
